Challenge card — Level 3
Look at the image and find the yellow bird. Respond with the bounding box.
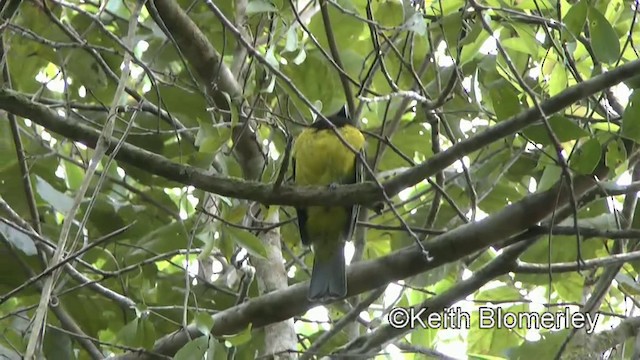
[292,108,365,302]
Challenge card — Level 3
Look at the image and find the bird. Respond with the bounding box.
[292,107,365,302]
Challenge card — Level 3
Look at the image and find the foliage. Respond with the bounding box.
[0,0,639,359]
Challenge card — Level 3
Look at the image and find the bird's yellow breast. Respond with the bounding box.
[293,124,365,186]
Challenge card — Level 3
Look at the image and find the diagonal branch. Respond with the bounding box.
[0,58,638,207]
[319,0,356,116]
[339,237,535,356]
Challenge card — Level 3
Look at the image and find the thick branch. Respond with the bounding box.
[561,316,640,359]
[1,57,638,206]
[339,238,534,356]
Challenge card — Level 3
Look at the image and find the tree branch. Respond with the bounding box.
[338,238,534,356]
[2,56,639,207]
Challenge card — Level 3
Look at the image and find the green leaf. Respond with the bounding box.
[194,312,215,336]
[605,139,627,172]
[468,355,507,360]
[460,20,483,47]
[197,230,216,261]
[227,93,240,127]
[406,13,426,35]
[561,0,588,41]
[519,235,600,280]
[187,152,216,169]
[569,138,602,174]
[522,115,588,145]
[283,50,345,113]
[374,0,404,29]
[247,0,277,14]
[410,327,437,349]
[592,122,619,133]
[475,285,522,302]
[537,164,562,192]
[0,221,37,256]
[116,319,140,347]
[62,162,84,191]
[616,273,640,295]
[622,91,640,143]
[218,224,236,261]
[503,24,539,57]
[293,48,306,65]
[225,225,268,259]
[588,7,620,64]
[174,336,209,360]
[43,328,76,360]
[224,324,253,346]
[489,83,521,121]
[35,175,73,214]
[307,2,367,52]
[127,218,193,261]
[115,317,156,349]
[501,38,536,56]
[265,47,279,69]
[285,26,298,52]
[459,29,491,66]
[196,120,231,154]
[548,62,567,96]
[624,74,640,89]
[439,12,465,56]
[146,84,208,123]
[137,317,156,349]
[507,329,571,359]
[553,272,583,302]
[468,304,527,355]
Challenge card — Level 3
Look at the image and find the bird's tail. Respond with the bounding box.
[308,247,347,302]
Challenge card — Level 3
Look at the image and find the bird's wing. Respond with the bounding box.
[292,154,311,246]
[344,148,364,241]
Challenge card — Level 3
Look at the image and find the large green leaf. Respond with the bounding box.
[489,81,522,121]
[224,225,268,259]
[43,328,76,360]
[588,6,621,64]
[174,336,209,360]
[569,138,602,174]
[507,329,572,360]
[522,115,589,145]
[622,91,640,143]
[34,175,73,214]
[561,0,588,41]
[0,222,37,256]
[468,304,528,356]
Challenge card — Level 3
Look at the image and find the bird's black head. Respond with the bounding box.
[310,106,350,130]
